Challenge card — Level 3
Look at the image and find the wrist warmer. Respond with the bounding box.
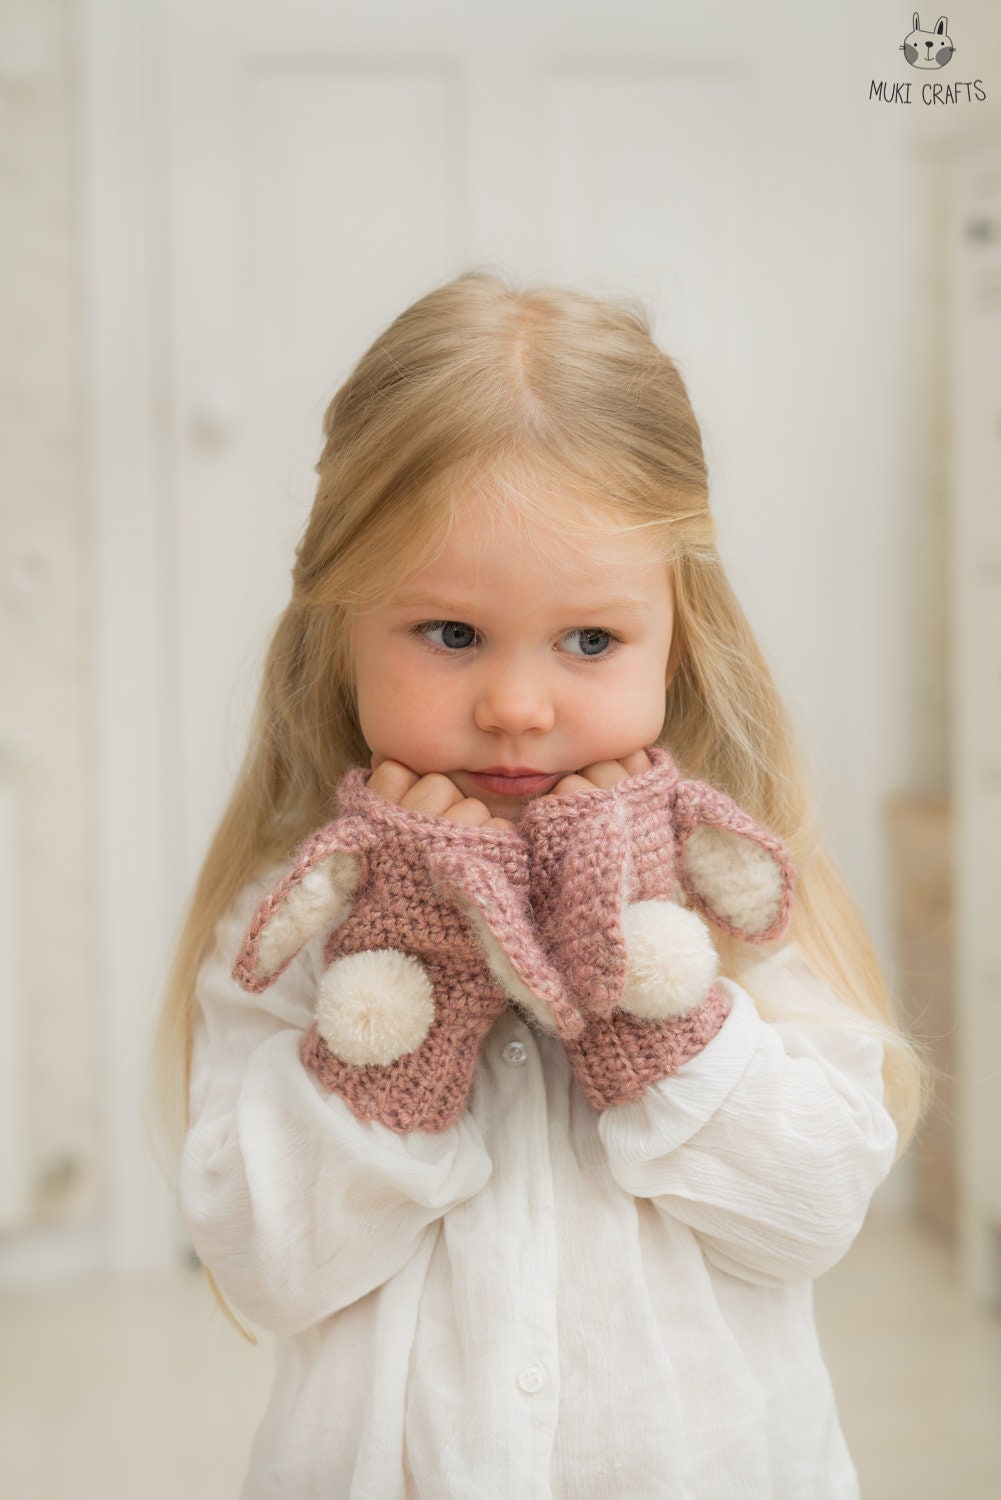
[516,745,796,1110]
[232,768,582,1134]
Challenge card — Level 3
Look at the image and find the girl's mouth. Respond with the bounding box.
[465,770,564,796]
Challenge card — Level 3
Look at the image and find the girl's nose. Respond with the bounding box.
[472,665,556,737]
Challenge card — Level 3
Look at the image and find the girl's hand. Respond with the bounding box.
[368,755,516,831]
[547,748,652,797]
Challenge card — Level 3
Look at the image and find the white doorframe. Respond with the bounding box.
[78,0,181,1271]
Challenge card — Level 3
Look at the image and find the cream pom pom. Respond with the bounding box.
[316,949,436,1066]
[619,900,720,1020]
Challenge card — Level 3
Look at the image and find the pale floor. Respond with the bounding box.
[1,1215,999,1499]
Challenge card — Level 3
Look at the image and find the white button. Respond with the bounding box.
[501,1039,528,1067]
[517,1362,545,1393]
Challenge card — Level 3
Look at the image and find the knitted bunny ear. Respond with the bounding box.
[232,816,377,994]
[427,847,586,1041]
[673,780,795,944]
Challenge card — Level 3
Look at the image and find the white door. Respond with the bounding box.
[163,0,893,894]
[79,0,911,1267]
[948,135,1001,1302]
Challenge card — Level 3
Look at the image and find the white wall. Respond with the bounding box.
[0,0,102,1276]
[2,0,1000,1276]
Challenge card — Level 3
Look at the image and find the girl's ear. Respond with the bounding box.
[672,779,795,944]
[232,816,376,993]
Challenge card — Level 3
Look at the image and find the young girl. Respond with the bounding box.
[152,268,926,1498]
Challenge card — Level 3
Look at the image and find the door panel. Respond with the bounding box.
[163,1,898,935]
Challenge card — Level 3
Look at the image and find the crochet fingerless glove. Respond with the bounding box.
[232,767,583,1134]
[516,745,797,1110]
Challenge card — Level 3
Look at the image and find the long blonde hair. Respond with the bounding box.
[149,266,929,1313]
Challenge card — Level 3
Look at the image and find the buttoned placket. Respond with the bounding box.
[477,1012,561,1496]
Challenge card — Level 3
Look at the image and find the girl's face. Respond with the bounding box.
[351,493,675,820]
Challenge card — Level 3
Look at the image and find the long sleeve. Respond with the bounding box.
[178,868,494,1337]
[180,906,878,1497]
[597,942,898,1286]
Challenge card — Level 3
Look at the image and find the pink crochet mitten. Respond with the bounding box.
[232,768,584,1134]
[516,745,796,1110]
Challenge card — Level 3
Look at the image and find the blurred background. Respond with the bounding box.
[1,0,1000,1494]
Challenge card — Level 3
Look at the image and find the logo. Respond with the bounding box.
[868,12,987,105]
[900,13,954,68]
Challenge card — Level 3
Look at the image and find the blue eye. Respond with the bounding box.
[415,620,477,651]
[563,628,614,658]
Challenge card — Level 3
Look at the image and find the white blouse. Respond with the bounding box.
[179,864,898,1499]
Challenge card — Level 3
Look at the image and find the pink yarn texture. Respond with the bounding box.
[516,745,797,1109]
[231,746,796,1130]
[232,771,580,1134]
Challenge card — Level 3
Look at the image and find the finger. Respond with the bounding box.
[368,760,420,803]
[487,815,516,831]
[549,773,596,796]
[401,772,464,816]
[575,759,631,788]
[442,797,492,827]
[619,749,652,776]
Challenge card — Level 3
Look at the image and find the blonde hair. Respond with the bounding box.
[148,266,929,1331]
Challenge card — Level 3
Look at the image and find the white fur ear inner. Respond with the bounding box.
[316,949,436,1066]
[257,853,362,978]
[620,900,719,1019]
[457,897,560,1035]
[681,824,783,936]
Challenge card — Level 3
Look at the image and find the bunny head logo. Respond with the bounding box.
[901,13,955,69]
